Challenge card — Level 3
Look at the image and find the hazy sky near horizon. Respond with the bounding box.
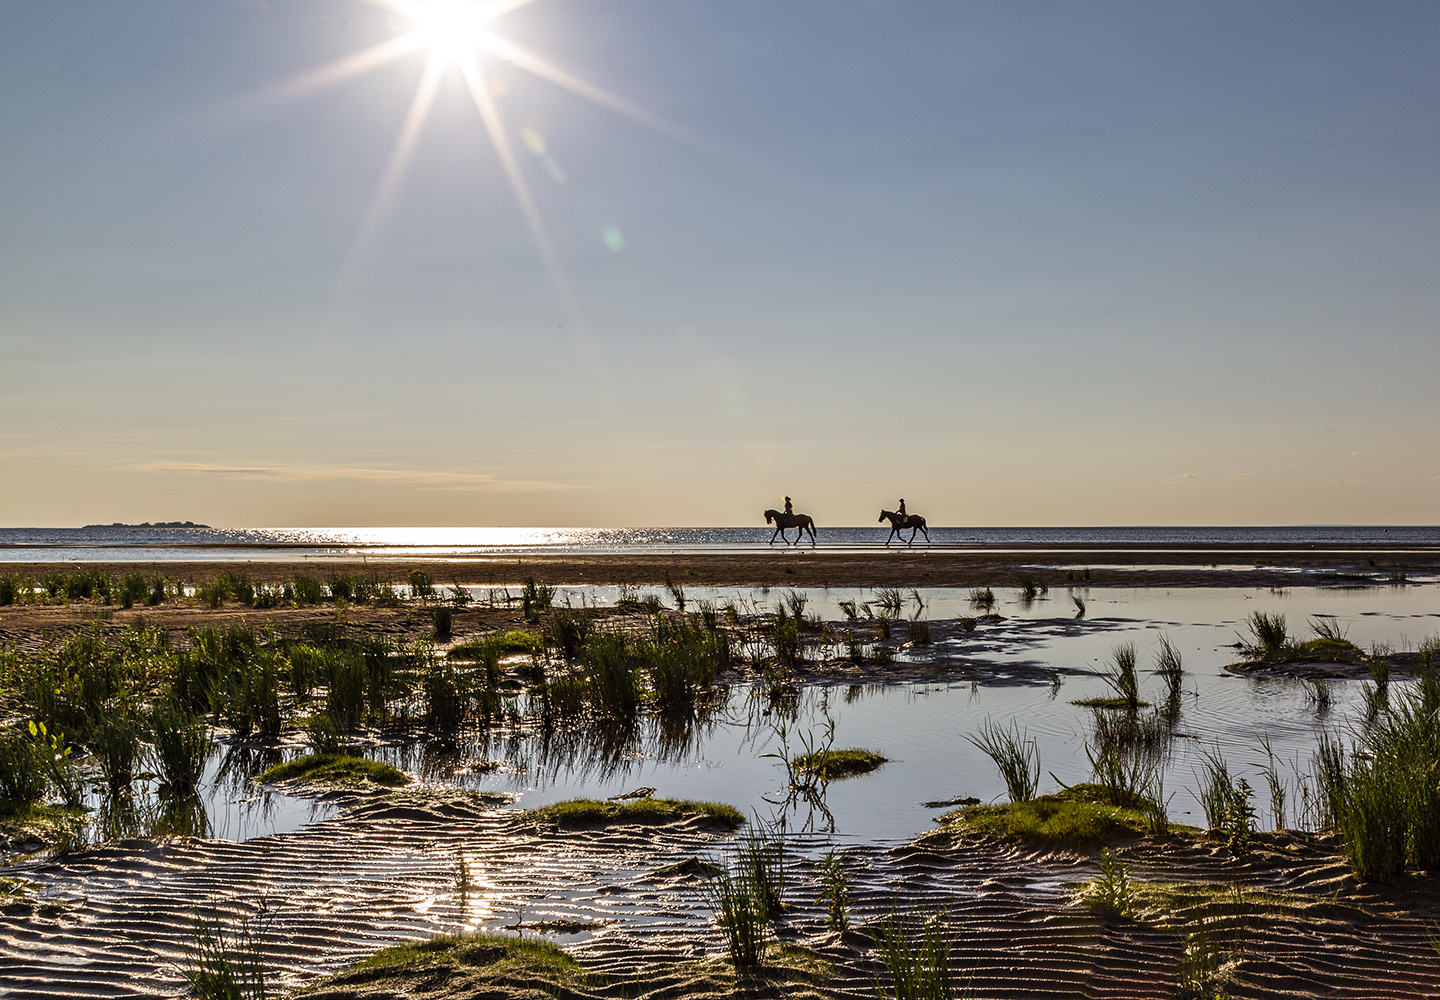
[2,1,1438,528]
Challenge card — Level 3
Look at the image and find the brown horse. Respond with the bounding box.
[879,508,929,545]
[764,509,817,545]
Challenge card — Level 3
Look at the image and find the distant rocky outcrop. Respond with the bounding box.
[82,521,212,529]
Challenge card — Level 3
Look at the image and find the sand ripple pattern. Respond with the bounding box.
[4,802,1440,999]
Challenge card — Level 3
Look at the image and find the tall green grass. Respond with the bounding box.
[967,718,1039,803]
[1100,642,1141,712]
[870,911,953,1000]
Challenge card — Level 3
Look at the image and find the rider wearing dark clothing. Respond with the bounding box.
[784,497,793,515]
[898,499,907,518]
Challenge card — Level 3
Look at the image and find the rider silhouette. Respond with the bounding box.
[897,498,907,518]
[783,496,793,515]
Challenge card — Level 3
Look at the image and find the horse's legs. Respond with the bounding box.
[920,525,931,542]
[770,526,781,544]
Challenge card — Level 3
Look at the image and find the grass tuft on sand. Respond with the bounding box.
[522,797,745,830]
[301,932,831,999]
[793,747,887,779]
[937,784,1199,850]
[257,753,411,789]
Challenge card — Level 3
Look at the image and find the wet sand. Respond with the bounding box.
[4,542,1438,590]
[5,791,1439,998]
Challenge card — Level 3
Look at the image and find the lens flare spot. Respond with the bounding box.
[521,126,547,156]
[602,225,625,252]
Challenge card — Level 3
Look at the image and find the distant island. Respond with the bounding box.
[82,521,212,529]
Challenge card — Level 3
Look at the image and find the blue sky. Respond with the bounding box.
[2,1,1437,527]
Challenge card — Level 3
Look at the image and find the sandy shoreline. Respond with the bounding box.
[3,544,1438,590]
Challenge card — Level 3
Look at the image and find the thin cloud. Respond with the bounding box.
[144,463,584,492]
[1162,473,1199,487]
[1226,469,1256,481]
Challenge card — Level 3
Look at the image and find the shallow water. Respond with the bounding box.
[357,583,1440,843]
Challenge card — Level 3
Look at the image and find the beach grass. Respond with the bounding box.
[966,718,1039,803]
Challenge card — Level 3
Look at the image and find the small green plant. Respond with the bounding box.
[1086,847,1134,917]
[1153,635,1184,704]
[967,718,1040,803]
[870,911,952,1000]
[957,616,977,633]
[1221,778,1256,854]
[816,850,850,930]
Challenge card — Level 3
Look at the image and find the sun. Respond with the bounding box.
[399,0,500,67]
[243,0,712,315]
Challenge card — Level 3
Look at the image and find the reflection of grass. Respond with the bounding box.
[523,797,744,830]
[938,784,1198,850]
[793,747,886,779]
[257,753,410,788]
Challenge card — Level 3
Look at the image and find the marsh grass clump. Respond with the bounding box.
[1072,594,1086,619]
[1318,679,1440,880]
[968,586,995,611]
[546,610,593,662]
[869,910,952,1000]
[258,753,410,789]
[701,852,769,968]
[873,588,904,616]
[940,784,1186,850]
[527,797,744,830]
[966,718,1039,802]
[1153,636,1184,706]
[581,630,643,719]
[1101,642,1140,712]
[149,701,213,797]
[407,569,436,602]
[186,899,273,1000]
[793,747,887,780]
[521,577,554,621]
[907,619,931,646]
[1241,611,1291,662]
[1016,574,1047,602]
[293,574,325,606]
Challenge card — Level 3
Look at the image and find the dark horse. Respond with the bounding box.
[764,509,817,545]
[879,508,929,545]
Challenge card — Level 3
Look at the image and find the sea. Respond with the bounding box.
[1,524,1437,563]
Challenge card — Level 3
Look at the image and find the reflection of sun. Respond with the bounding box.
[254,0,704,308]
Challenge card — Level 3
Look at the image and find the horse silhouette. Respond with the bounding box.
[879,508,929,545]
[764,509,817,546]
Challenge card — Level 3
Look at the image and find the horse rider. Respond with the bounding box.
[897,498,907,519]
[784,496,793,516]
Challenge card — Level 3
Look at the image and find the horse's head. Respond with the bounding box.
[765,510,775,524]
[878,510,888,523]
